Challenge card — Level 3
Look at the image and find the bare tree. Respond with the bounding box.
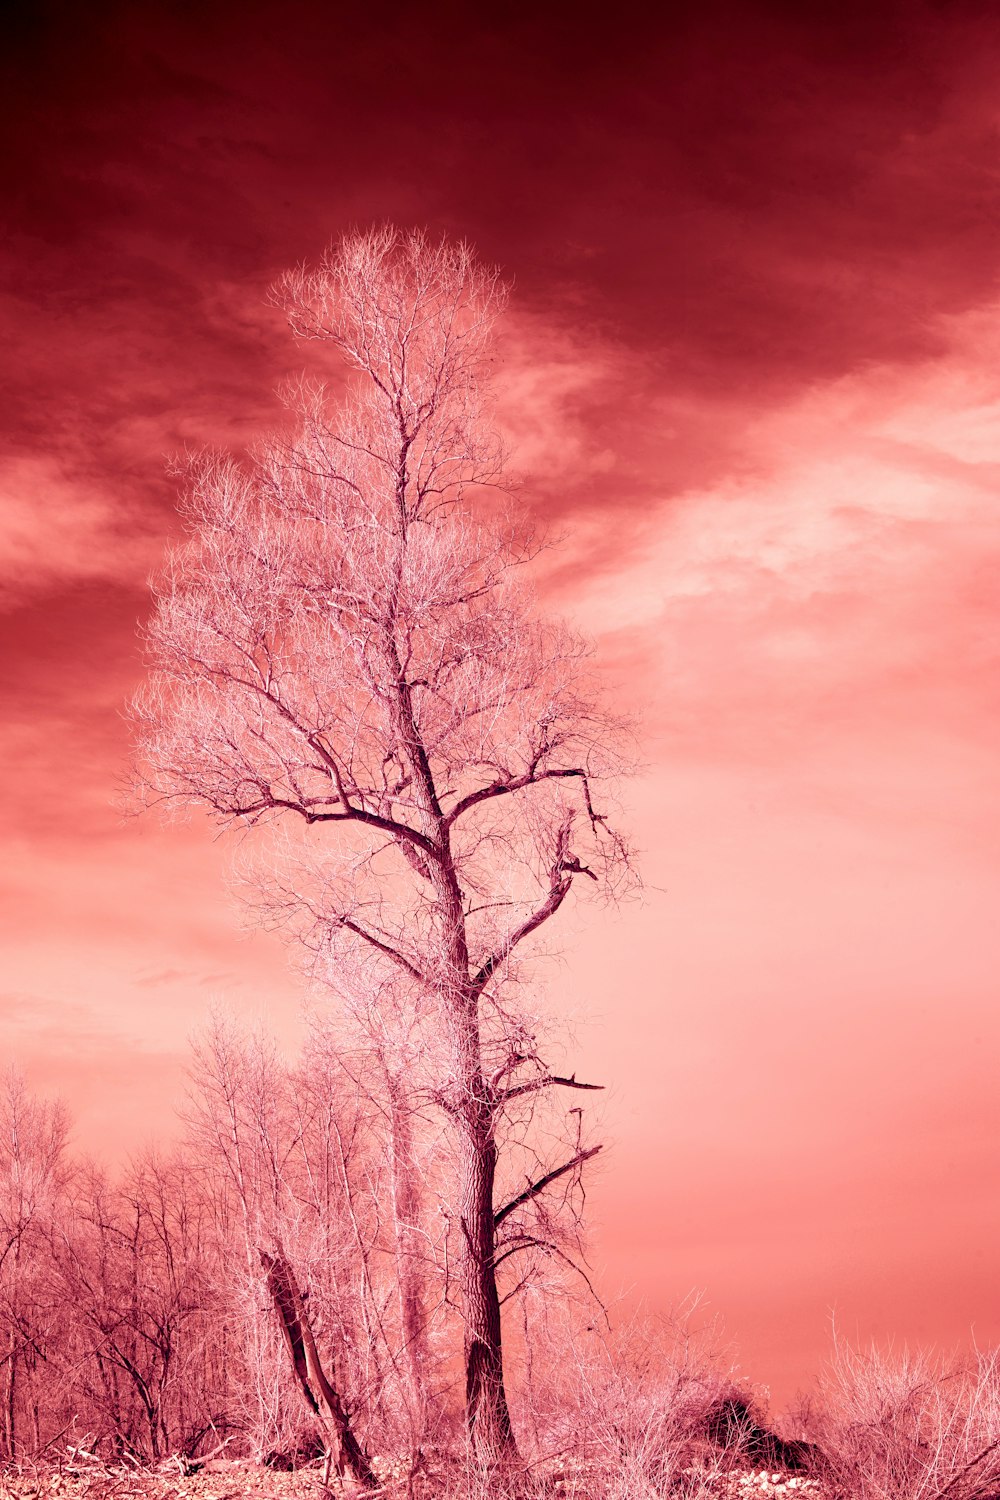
[45,1152,224,1465]
[301,994,436,1448]
[0,1070,70,1461]
[132,227,632,1462]
[185,1015,383,1471]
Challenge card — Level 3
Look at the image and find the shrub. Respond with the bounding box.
[803,1341,1000,1500]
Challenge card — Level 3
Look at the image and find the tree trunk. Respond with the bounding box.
[456,1100,515,1463]
[390,623,519,1463]
[386,1068,429,1445]
[260,1250,376,1489]
[433,858,519,1464]
[5,1334,16,1459]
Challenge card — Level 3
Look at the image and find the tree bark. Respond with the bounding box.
[437,878,518,1463]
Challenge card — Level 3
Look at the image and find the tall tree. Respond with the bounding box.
[132,227,631,1461]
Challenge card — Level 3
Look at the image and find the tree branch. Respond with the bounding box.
[500,1073,604,1104]
[933,1438,1000,1500]
[336,916,429,984]
[494,1235,607,1315]
[472,824,595,994]
[304,802,442,861]
[493,1144,602,1230]
[209,671,444,865]
[445,766,586,829]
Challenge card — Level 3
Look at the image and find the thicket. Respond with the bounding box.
[5,1062,1000,1499]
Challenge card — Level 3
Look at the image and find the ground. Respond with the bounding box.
[0,1459,827,1500]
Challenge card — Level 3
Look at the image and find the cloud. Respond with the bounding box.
[496,313,631,488]
[0,455,164,603]
[521,298,1000,777]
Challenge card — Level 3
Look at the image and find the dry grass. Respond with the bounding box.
[0,1457,825,1500]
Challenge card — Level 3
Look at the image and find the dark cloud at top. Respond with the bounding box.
[2,0,998,658]
[3,0,998,811]
[5,0,1000,388]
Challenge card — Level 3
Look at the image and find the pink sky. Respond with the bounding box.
[4,0,1000,1408]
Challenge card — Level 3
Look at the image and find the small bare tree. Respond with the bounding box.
[0,1070,70,1461]
[185,1014,383,1475]
[132,227,632,1462]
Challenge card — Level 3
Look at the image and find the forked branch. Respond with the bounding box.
[472,822,595,994]
[493,1144,603,1230]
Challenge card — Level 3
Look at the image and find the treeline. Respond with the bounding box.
[0,1024,434,1467]
[0,1014,598,1471]
[6,1051,1000,1500]
[1,1066,223,1465]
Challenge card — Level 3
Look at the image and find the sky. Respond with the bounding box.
[3,0,1000,1410]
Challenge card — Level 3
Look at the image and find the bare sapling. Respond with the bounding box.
[380,1035,432,1446]
[0,1070,70,1463]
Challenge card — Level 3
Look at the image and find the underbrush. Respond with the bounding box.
[795,1342,1000,1500]
[515,1310,770,1496]
[6,1331,1000,1499]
